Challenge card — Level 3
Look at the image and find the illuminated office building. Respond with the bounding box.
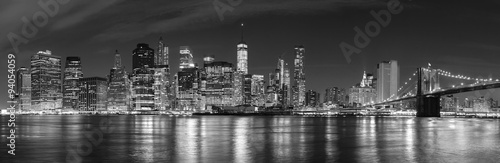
[237,23,248,74]
[243,74,253,105]
[156,37,169,67]
[292,45,306,107]
[131,68,155,110]
[107,50,131,111]
[152,67,170,110]
[132,44,155,111]
[153,37,171,110]
[269,57,290,108]
[250,74,266,107]
[283,64,291,107]
[62,57,83,110]
[349,72,376,107]
[266,67,281,107]
[31,50,62,110]
[233,23,248,106]
[233,71,244,106]
[78,77,108,111]
[201,61,234,108]
[176,68,201,111]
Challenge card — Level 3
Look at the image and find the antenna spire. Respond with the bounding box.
[240,23,244,42]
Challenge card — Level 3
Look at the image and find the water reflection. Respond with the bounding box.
[1,116,499,163]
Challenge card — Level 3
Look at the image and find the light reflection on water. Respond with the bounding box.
[1,115,499,163]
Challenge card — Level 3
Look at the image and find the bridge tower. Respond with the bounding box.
[416,67,441,117]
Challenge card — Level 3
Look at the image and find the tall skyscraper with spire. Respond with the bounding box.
[237,23,248,74]
[107,50,130,111]
[292,45,306,108]
[233,23,248,106]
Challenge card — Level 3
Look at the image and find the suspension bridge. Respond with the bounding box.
[374,65,500,117]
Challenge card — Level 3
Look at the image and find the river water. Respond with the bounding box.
[1,115,499,163]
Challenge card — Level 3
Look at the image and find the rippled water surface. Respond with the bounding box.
[1,115,499,163]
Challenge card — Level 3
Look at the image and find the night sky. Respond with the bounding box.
[2,0,500,109]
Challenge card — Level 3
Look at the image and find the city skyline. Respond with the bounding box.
[2,0,500,109]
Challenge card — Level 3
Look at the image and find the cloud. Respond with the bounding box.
[463,42,500,52]
[0,0,122,53]
[92,0,384,41]
[50,0,123,30]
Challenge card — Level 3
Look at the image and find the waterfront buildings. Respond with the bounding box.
[62,57,83,110]
[292,45,306,107]
[78,77,108,111]
[31,50,62,110]
[376,60,400,102]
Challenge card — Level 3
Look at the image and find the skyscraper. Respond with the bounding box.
[201,61,234,108]
[292,45,306,108]
[237,23,248,74]
[132,44,156,111]
[376,60,400,102]
[132,43,155,70]
[349,72,376,106]
[250,74,266,107]
[107,50,130,111]
[16,67,31,111]
[233,71,244,106]
[305,90,320,107]
[243,74,253,105]
[31,50,62,110]
[233,23,248,106]
[283,63,291,107]
[131,68,155,110]
[156,37,169,66]
[324,87,338,103]
[179,46,195,71]
[266,71,279,107]
[176,67,201,111]
[62,57,83,110]
[153,37,171,110]
[78,77,108,111]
